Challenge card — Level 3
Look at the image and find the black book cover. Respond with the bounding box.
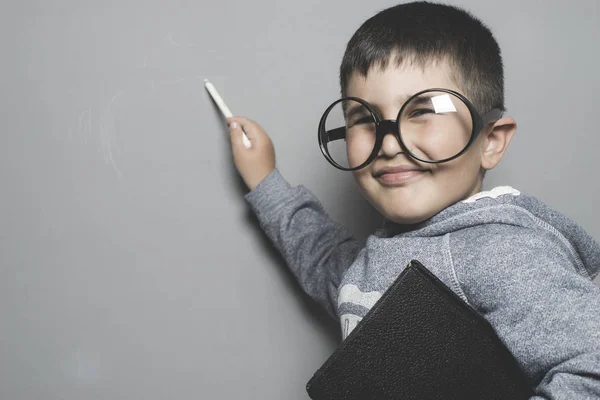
[306,260,534,400]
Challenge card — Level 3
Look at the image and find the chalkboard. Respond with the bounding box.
[1,1,598,399]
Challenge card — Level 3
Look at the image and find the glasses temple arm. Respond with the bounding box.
[481,108,504,125]
[326,127,346,142]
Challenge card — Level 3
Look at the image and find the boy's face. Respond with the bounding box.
[346,60,488,225]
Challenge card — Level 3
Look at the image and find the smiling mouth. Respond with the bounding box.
[375,169,426,185]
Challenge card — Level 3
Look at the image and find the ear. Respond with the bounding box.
[480,117,517,171]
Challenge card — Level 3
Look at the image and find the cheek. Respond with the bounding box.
[352,168,375,195]
[408,114,473,161]
[347,135,374,166]
[433,140,483,182]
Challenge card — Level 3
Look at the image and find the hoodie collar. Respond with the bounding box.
[378,186,522,237]
[377,186,600,280]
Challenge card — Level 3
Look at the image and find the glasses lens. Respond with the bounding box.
[399,91,474,162]
[322,99,377,169]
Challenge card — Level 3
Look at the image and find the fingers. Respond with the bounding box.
[225,116,276,189]
[227,116,261,149]
[227,116,257,138]
[228,120,244,149]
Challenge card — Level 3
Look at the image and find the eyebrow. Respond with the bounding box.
[344,102,369,121]
[405,95,434,108]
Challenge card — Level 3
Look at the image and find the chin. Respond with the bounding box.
[381,208,434,226]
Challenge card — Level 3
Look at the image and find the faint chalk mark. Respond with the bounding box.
[86,109,92,143]
[140,31,195,71]
[99,90,125,180]
[151,75,203,90]
[70,29,200,180]
[64,348,104,385]
[141,29,197,70]
[68,104,122,180]
[76,108,92,144]
[165,32,195,48]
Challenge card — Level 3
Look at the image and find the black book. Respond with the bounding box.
[306,260,534,400]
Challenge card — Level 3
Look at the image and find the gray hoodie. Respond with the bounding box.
[244,169,600,399]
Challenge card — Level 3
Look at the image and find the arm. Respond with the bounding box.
[455,232,600,399]
[227,117,364,317]
[245,169,364,317]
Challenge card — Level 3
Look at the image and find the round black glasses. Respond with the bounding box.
[318,88,504,171]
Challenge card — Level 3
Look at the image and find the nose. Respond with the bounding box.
[377,120,403,157]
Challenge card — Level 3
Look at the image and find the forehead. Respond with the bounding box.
[346,60,461,104]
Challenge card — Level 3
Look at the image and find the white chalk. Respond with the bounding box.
[204,79,251,148]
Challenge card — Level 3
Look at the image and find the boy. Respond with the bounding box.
[226,2,600,398]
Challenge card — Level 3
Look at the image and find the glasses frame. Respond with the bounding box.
[318,88,504,171]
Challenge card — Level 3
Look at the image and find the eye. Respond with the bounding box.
[348,116,374,127]
[409,108,435,118]
[356,117,374,125]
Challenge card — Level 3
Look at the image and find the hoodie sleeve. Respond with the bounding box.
[243,169,364,318]
[452,228,600,399]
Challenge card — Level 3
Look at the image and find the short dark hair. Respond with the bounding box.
[339,1,504,114]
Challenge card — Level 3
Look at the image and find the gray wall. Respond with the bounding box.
[2,0,598,398]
